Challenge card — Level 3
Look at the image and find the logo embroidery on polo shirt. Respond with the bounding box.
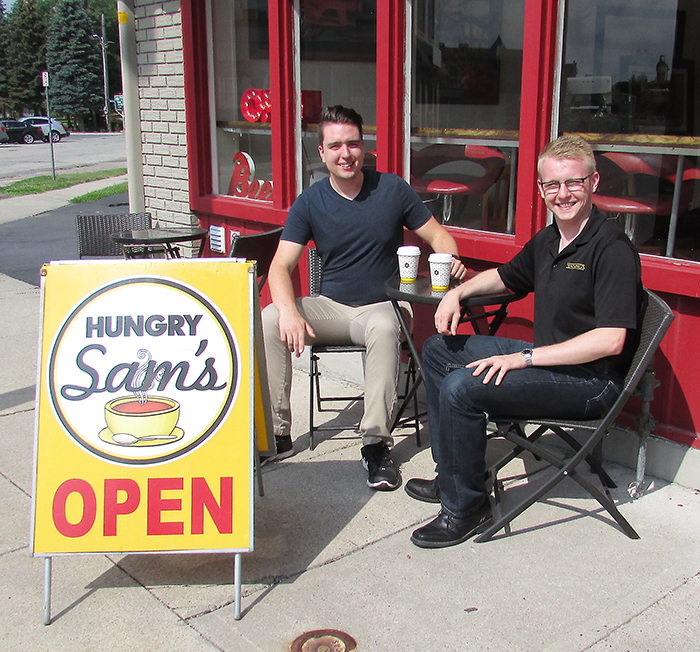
[566,262,586,271]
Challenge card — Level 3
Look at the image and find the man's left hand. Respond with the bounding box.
[450,256,468,281]
[466,352,526,386]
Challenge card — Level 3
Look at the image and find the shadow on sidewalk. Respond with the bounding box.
[0,192,129,286]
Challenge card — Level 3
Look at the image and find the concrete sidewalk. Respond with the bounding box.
[1,189,700,650]
[2,270,700,651]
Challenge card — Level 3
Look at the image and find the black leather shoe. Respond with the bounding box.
[411,501,491,549]
[405,477,440,503]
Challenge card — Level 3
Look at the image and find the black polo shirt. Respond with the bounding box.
[498,208,643,379]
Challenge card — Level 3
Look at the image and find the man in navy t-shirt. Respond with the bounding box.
[262,105,466,490]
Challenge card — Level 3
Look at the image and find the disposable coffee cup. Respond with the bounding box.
[428,252,453,291]
[397,245,421,283]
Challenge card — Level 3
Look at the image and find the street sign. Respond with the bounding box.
[42,71,49,87]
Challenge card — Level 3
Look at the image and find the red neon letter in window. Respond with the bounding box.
[103,478,140,536]
[52,479,97,538]
[191,477,233,535]
[147,478,184,536]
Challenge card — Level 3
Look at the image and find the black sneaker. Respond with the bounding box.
[361,442,400,491]
[260,435,295,465]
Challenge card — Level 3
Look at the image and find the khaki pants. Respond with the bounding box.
[262,296,410,446]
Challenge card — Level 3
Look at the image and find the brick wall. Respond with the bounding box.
[135,1,194,230]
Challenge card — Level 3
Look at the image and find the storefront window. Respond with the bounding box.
[409,0,524,233]
[211,0,274,202]
[558,0,700,261]
[298,0,377,189]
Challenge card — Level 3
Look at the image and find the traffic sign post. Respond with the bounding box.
[42,71,56,181]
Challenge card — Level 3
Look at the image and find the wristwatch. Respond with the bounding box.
[520,348,534,367]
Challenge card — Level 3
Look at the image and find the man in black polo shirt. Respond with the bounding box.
[406,134,643,548]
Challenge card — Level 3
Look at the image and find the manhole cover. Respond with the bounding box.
[290,629,357,652]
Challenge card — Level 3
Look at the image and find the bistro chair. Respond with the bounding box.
[476,288,674,543]
[307,247,421,450]
[227,226,284,292]
[75,213,157,258]
[226,226,284,496]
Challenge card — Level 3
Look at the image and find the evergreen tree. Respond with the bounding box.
[46,0,102,130]
[6,0,47,116]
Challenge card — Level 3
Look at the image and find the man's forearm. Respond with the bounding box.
[455,268,506,300]
[529,328,627,367]
[269,264,300,316]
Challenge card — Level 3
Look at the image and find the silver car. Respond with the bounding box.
[20,116,70,142]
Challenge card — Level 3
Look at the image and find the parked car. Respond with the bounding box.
[20,116,70,142]
[0,122,9,144]
[0,120,44,144]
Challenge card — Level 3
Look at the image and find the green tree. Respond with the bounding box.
[6,0,47,116]
[46,0,103,130]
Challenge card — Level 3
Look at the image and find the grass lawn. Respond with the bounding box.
[0,168,127,198]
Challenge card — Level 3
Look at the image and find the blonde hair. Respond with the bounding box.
[538,134,596,176]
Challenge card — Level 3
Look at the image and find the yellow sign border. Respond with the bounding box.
[31,259,263,555]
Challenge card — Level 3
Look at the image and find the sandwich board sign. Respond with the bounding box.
[31,259,272,621]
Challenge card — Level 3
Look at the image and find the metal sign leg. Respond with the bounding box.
[234,553,242,620]
[43,557,52,625]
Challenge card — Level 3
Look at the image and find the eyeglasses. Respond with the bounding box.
[538,173,593,195]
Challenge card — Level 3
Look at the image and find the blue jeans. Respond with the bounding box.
[422,334,622,518]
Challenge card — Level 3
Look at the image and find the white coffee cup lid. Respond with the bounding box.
[428,252,454,263]
[397,245,421,255]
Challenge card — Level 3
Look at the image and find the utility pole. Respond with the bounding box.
[93,14,111,132]
[117,0,145,213]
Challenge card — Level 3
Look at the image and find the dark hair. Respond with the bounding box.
[317,105,364,146]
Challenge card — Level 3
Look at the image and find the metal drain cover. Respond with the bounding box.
[290,629,357,652]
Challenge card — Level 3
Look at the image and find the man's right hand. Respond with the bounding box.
[278,309,316,357]
[434,287,463,336]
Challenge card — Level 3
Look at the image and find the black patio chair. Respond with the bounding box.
[75,213,157,258]
[476,288,674,542]
[227,226,284,293]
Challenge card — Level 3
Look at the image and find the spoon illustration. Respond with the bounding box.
[112,432,178,445]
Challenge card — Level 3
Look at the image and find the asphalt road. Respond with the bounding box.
[0,192,129,286]
[0,131,126,183]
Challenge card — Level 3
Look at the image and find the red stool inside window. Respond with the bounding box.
[410,144,506,224]
[593,151,700,250]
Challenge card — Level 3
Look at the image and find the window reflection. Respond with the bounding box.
[558,0,700,261]
[410,0,523,233]
[559,1,691,137]
[299,0,377,189]
[211,0,273,200]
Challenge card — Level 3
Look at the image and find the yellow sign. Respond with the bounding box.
[31,260,260,555]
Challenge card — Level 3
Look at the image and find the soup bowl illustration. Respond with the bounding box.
[105,396,180,441]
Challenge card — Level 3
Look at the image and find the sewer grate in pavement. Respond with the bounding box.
[290,629,357,652]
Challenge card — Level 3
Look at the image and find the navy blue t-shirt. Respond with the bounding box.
[282,171,432,305]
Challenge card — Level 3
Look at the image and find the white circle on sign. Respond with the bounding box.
[48,276,239,465]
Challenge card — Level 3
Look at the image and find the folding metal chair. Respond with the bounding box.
[307,247,420,450]
[476,288,674,542]
[227,226,284,292]
[75,213,155,258]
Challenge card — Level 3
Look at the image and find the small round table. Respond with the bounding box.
[110,227,208,259]
[385,273,525,427]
